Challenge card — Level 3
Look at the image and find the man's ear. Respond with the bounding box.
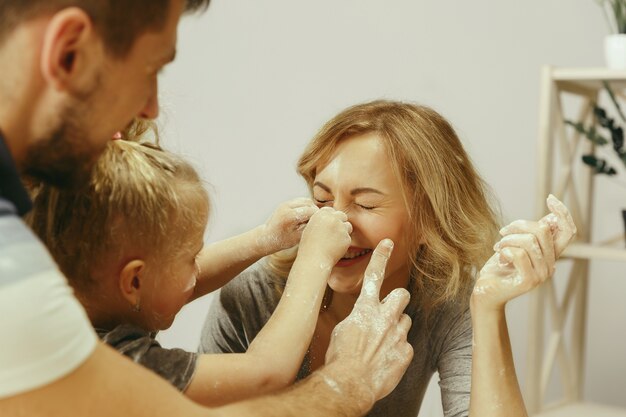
[119,259,146,309]
[40,7,103,94]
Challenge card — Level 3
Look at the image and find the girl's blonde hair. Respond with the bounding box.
[27,133,209,293]
[268,100,499,311]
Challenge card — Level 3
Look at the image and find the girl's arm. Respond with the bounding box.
[185,207,353,406]
[189,198,318,301]
[468,195,576,417]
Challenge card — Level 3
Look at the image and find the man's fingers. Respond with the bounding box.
[381,289,411,319]
[397,313,412,335]
[358,239,394,301]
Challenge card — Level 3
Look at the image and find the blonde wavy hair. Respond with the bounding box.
[27,126,208,293]
[268,100,500,311]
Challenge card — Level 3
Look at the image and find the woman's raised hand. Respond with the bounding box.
[472,195,577,311]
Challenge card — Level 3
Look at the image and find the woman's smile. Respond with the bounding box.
[336,246,373,267]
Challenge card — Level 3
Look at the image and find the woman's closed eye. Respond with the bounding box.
[357,203,376,210]
[315,198,377,211]
[314,198,333,207]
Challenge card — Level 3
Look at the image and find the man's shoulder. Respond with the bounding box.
[0,209,60,288]
[0,195,17,216]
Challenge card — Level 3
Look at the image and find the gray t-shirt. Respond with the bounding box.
[97,324,197,392]
[199,262,472,417]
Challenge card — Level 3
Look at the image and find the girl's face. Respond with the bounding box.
[141,198,208,331]
[312,133,411,297]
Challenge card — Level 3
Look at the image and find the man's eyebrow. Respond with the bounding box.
[313,182,386,196]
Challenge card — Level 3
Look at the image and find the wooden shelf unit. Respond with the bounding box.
[526,66,626,416]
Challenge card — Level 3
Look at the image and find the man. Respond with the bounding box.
[0,1,413,416]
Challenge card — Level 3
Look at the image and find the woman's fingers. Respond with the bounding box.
[499,246,543,290]
[543,194,577,256]
[495,228,554,277]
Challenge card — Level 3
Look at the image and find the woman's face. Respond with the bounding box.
[312,133,411,297]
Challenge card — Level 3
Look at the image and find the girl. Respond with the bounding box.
[27,138,360,406]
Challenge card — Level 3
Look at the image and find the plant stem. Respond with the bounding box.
[603,0,618,33]
[604,81,626,123]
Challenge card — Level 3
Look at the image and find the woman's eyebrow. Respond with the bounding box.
[351,187,386,196]
[313,181,332,193]
[313,182,385,196]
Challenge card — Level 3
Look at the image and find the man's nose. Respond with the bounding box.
[139,93,159,120]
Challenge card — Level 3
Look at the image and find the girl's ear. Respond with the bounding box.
[118,259,145,311]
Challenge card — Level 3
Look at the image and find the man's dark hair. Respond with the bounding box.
[0,0,210,56]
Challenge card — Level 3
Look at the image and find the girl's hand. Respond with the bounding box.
[257,197,319,254]
[298,207,353,269]
[472,195,576,311]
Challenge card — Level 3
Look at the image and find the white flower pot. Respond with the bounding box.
[605,34,626,69]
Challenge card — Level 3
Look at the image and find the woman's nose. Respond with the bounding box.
[332,200,355,220]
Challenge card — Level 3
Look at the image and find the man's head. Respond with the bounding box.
[0,0,210,188]
[0,1,211,56]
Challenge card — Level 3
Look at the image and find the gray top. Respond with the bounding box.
[199,262,472,417]
[97,324,197,392]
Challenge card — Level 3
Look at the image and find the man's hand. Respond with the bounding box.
[323,239,413,410]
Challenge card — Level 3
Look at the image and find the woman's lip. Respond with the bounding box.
[336,250,373,268]
[346,246,370,253]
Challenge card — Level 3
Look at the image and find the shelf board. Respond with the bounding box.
[552,67,626,81]
[535,402,626,417]
[549,67,626,91]
[562,242,626,262]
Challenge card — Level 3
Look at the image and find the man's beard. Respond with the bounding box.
[22,90,105,190]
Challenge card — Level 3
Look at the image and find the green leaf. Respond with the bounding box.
[565,120,609,145]
[582,154,618,175]
[619,150,626,167]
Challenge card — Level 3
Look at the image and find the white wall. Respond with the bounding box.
[156,1,625,415]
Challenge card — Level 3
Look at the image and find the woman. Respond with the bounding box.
[199,100,575,417]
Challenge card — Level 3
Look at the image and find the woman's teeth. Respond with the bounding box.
[342,249,372,260]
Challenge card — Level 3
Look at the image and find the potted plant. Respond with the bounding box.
[565,81,626,242]
[597,0,626,68]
